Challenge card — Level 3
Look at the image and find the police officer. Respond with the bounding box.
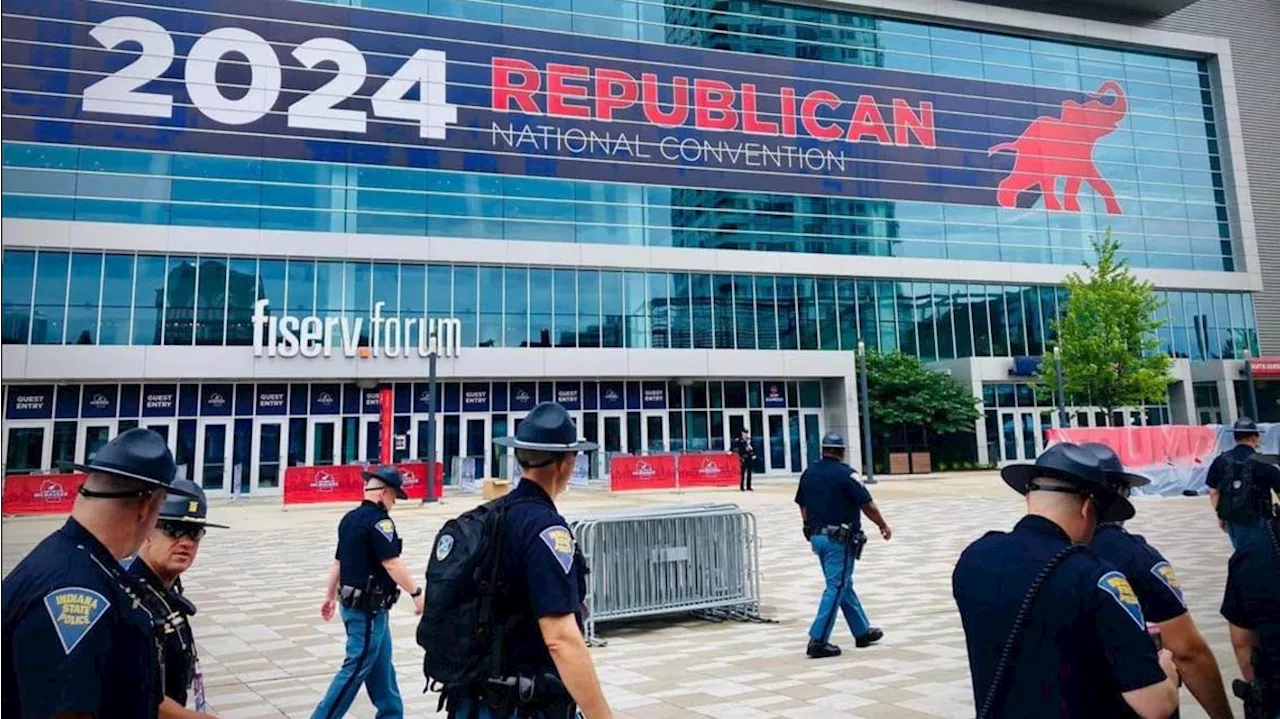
[1205,418,1280,551]
[132,478,228,719]
[2,427,198,718]
[312,465,423,719]
[1220,514,1280,718]
[794,431,891,659]
[1082,443,1234,719]
[952,442,1181,719]
[448,402,613,718]
[733,429,756,491]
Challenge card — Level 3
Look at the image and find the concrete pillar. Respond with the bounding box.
[822,373,861,471]
[1168,359,1196,425]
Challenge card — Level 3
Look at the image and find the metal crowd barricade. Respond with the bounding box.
[449,456,483,493]
[567,504,768,645]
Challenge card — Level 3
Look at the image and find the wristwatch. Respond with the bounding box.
[410,587,423,598]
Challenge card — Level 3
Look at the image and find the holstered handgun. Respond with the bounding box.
[1233,648,1279,719]
[481,673,575,718]
[849,530,868,560]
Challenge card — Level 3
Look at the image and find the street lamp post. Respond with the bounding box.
[421,352,439,504]
[857,340,876,485]
[1053,346,1069,427]
[1244,348,1259,420]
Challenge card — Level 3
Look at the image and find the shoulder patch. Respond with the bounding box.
[1149,561,1186,607]
[435,533,455,561]
[1097,571,1145,629]
[538,526,576,574]
[43,587,111,655]
[375,519,396,542]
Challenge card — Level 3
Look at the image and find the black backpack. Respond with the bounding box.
[417,495,529,705]
[1217,453,1265,524]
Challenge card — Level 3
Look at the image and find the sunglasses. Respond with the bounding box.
[158,522,206,542]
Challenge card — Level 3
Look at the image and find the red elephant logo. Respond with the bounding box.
[988,80,1128,215]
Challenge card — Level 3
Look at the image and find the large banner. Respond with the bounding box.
[609,455,677,492]
[1044,425,1267,496]
[2,472,86,516]
[3,0,1128,213]
[676,453,741,490]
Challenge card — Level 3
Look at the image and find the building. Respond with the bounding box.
[1,0,1273,494]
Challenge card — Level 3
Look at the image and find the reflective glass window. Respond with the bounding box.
[777,277,798,351]
[372,263,399,319]
[733,276,756,350]
[712,275,735,350]
[648,273,669,350]
[225,257,257,346]
[691,274,713,350]
[163,256,197,345]
[454,266,478,348]
[529,269,552,348]
[64,253,102,345]
[1,249,36,344]
[287,260,316,316]
[553,269,576,348]
[478,266,503,348]
[194,258,227,346]
[504,267,529,348]
[934,283,955,360]
[32,251,69,344]
[625,271,649,349]
[99,254,135,346]
[601,271,624,348]
[669,274,692,349]
[755,276,778,351]
[578,270,601,349]
[132,256,167,346]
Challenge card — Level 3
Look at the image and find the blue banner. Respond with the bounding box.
[80,384,118,419]
[200,383,233,416]
[142,384,178,417]
[310,383,340,415]
[641,382,667,410]
[6,384,53,420]
[510,383,537,412]
[0,0,1130,212]
[462,383,490,412]
[598,382,624,411]
[256,384,288,415]
[763,382,787,408]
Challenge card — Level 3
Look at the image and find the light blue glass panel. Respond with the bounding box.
[132,255,167,346]
[163,256,197,346]
[100,254,135,346]
[427,172,503,239]
[169,155,260,228]
[350,167,427,236]
[504,267,529,348]
[32,251,69,344]
[553,269,576,347]
[2,249,36,344]
[454,266,477,348]
[478,266,503,348]
[225,257,257,346]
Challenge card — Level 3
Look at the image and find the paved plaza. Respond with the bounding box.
[1,473,1246,718]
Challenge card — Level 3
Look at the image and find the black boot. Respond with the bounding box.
[806,640,841,658]
[855,627,884,648]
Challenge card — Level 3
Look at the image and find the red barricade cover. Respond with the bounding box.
[282,465,364,505]
[2,472,86,516]
[393,462,445,501]
[609,454,678,492]
[1045,425,1218,468]
[676,453,740,489]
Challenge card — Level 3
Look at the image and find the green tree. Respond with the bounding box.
[1044,230,1172,424]
[864,350,982,446]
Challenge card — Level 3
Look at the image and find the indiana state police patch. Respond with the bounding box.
[44,587,110,654]
[375,519,396,542]
[539,526,575,574]
[1097,571,1145,629]
[1150,561,1186,607]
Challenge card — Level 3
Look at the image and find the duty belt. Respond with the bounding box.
[338,584,397,612]
[819,525,868,558]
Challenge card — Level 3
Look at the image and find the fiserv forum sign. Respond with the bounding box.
[3,0,1129,211]
[251,300,461,359]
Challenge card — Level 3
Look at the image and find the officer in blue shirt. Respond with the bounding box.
[448,402,614,719]
[2,428,198,719]
[312,465,423,719]
[793,432,892,659]
[1220,515,1280,718]
[1083,443,1234,719]
[131,478,229,719]
[953,443,1181,719]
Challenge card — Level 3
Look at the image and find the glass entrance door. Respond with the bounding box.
[3,421,52,475]
[642,412,667,453]
[765,411,789,473]
[76,422,114,465]
[251,419,286,494]
[195,420,233,493]
[358,415,382,464]
[460,415,490,483]
[307,418,338,465]
[599,413,625,478]
[995,410,1050,464]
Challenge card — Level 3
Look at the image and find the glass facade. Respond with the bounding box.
[0,0,1234,271]
[1,249,1258,360]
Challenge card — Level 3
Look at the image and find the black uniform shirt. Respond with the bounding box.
[500,479,587,676]
[335,500,402,595]
[1221,529,1280,686]
[952,515,1167,719]
[131,558,199,707]
[733,437,754,459]
[1,517,163,719]
[1205,444,1280,501]
[1090,523,1188,625]
[794,457,872,532]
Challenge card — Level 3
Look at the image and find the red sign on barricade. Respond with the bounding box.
[282,465,364,505]
[676,453,740,489]
[2,472,87,516]
[1045,425,1219,468]
[394,462,444,501]
[609,454,677,492]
